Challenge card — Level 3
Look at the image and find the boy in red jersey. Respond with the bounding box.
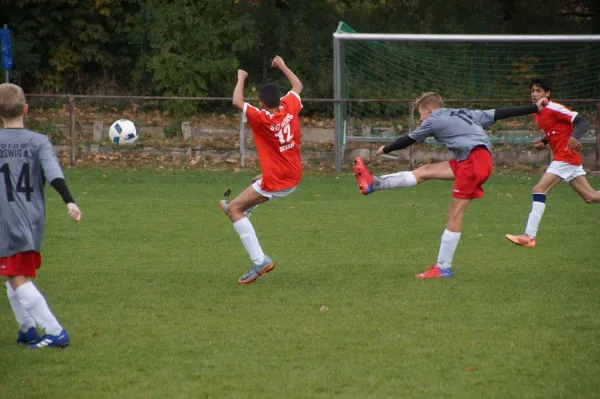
[506,77,600,247]
[220,56,303,284]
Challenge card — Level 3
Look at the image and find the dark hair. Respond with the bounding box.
[259,83,281,108]
[529,76,552,92]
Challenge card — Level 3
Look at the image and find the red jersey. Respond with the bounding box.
[533,100,581,166]
[243,91,303,191]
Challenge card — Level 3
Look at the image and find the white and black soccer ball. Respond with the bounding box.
[108,119,139,145]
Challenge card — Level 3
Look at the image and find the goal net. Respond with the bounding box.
[332,22,600,172]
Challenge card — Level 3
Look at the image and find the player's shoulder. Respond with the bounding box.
[282,90,301,101]
[1,128,50,144]
[546,100,573,114]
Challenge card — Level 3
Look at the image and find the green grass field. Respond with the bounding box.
[1,168,599,399]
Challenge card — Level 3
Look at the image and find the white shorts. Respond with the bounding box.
[251,179,296,200]
[546,161,586,182]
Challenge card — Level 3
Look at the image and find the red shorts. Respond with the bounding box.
[0,251,42,278]
[449,146,493,199]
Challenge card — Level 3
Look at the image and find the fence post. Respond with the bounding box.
[239,111,245,168]
[596,103,600,170]
[69,98,76,167]
[408,101,415,169]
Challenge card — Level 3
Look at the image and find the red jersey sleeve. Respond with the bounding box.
[243,103,262,131]
[280,91,302,116]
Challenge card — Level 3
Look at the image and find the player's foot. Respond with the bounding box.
[238,256,275,284]
[415,265,453,279]
[16,327,40,344]
[353,157,374,195]
[28,329,70,349]
[219,200,229,215]
[505,234,536,247]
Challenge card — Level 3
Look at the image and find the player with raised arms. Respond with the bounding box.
[0,83,82,348]
[505,77,600,247]
[353,92,547,279]
[219,56,303,284]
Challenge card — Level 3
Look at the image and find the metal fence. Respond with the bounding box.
[24,94,600,171]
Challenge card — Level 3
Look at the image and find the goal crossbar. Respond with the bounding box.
[332,30,600,173]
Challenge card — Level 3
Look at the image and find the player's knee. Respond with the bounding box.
[414,164,433,181]
[532,184,546,194]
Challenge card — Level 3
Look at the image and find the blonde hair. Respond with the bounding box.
[0,83,26,119]
[415,91,444,109]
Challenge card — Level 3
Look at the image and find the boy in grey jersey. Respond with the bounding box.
[0,83,81,349]
[353,92,546,279]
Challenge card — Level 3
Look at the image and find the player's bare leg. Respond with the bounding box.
[506,172,561,247]
[354,159,454,195]
[569,175,600,203]
[219,185,274,284]
[4,275,69,348]
[416,197,471,279]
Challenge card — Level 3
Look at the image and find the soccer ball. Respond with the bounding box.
[108,119,139,145]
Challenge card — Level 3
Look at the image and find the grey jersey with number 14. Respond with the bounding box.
[0,128,64,257]
[408,108,495,161]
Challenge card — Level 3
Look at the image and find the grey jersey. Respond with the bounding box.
[408,108,495,161]
[0,128,64,257]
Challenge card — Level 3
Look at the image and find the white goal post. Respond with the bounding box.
[332,29,600,173]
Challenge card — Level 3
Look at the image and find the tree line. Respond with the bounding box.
[0,0,597,113]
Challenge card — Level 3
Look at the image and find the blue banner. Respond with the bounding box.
[1,28,13,71]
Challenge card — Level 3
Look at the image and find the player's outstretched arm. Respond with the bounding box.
[50,178,82,222]
[232,69,248,111]
[271,56,303,95]
[376,135,416,156]
[492,98,548,122]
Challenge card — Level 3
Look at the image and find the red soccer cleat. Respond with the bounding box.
[353,157,374,195]
[415,265,453,279]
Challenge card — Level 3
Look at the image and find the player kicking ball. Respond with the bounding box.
[0,83,82,348]
[220,56,303,284]
[353,92,547,279]
[506,77,600,247]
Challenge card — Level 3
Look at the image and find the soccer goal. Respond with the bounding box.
[332,22,600,173]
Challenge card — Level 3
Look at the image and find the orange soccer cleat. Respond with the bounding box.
[505,234,536,247]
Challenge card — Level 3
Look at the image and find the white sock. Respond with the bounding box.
[15,281,63,336]
[6,281,36,332]
[373,171,417,191]
[233,217,265,264]
[524,194,546,238]
[436,229,461,270]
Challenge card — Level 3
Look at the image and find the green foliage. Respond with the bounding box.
[142,0,258,111]
[0,0,598,111]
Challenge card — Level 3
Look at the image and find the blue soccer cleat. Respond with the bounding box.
[16,327,40,344]
[28,329,70,349]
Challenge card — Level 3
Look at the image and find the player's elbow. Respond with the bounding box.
[292,83,303,95]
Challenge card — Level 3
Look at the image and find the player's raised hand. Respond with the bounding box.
[271,56,286,70]
[533,141,546,150]
[535,98,548,111]
[375,145,385,156]
[67,203,82,223]
[567,137,583,152]
[237,70,248,80]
